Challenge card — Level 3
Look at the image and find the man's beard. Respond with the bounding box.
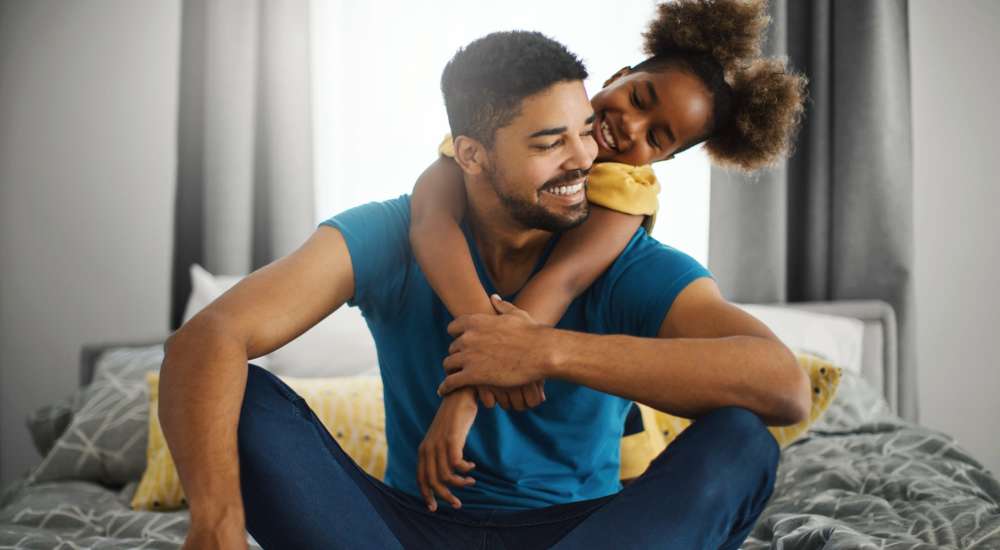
[486,165,591,232]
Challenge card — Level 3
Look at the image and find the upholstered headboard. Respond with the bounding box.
[79,339,165,387]
[79,299,903,414]
[775,300,901,415]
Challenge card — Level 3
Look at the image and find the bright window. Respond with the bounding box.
[310,0,711,265]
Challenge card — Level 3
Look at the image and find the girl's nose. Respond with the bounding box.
[619,112,646,150]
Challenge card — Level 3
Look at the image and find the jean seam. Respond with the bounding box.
[295,404,408,548]
[256,366,306,404]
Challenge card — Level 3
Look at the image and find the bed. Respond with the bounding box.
[1,299,998,549]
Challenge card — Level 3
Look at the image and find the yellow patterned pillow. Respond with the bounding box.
[132,371,387,511]
[137,354,839,509]
[619,352,842,479]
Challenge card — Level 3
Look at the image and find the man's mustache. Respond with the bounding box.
[540,168,590,191]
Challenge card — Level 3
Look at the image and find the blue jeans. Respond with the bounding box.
[237,363,779,549]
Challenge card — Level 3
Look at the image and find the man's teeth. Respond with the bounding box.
[544,182,585,196]
[601,119,617,149]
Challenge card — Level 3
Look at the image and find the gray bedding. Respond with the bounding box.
[1,371,997,549]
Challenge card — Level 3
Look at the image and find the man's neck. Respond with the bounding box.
[463,182,553,297]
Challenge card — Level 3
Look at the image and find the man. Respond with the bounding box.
[159,31,811,549]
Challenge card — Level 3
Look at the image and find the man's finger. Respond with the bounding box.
[447,314,486,337]
[490,294,532,320]
[508,387,527,411]
[442,352,465,374]
[446,317,466,337]
[476,386,497,408]
[447,338,462,355]
[523,384,543,408]
[437,371,472,396]
[493,386,512,410]
[490,293,516,314]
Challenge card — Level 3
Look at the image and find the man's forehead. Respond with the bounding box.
[506,81,593,136]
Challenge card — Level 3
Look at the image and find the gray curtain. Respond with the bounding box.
[708,1,917,422]
[170,0,315,329]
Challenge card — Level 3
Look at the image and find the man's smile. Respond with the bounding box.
[540,179,586,204]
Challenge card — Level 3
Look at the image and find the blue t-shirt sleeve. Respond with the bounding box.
[317,194,412,317]
[604,234,716,337]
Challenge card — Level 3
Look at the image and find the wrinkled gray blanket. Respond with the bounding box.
[1,372,998,549]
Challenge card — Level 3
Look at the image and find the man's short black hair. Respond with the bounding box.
[441,31,588,148]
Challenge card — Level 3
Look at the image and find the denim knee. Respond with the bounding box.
[242,362,303,408]
[238,363,305,452]
[696,406,780,475]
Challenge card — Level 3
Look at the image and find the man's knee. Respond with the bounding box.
[238,363,304,455]
[695,406,780,475]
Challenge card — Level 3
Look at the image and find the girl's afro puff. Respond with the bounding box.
[642,0,771,73]
[706,56,808,171]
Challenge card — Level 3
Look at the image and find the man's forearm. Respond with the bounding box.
[546,330,810,426]
[159,316,249,525]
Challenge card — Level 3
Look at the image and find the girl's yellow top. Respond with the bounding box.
[437,135,660,232]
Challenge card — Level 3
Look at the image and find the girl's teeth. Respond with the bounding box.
[601,120,617,149]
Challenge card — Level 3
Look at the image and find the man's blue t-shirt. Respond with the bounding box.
[318,194,714,510]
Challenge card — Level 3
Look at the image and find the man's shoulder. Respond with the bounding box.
[588,228,714,336]
[318,193,412,233]
[315,194,414,313]
[607,227,708,281]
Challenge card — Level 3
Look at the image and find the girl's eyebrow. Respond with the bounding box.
[646,81,659,106]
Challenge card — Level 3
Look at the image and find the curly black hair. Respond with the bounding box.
[635,0,808,171]
[441,31,588,148]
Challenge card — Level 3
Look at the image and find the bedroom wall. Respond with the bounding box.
[0,0,180,486]
[910,1,1000,478]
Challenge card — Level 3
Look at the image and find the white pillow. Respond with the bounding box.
[733,303,865,373]
[182,263,380,377]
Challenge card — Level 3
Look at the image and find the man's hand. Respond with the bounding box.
[437,296,553,396]
[417,387,479,512]
[471,382,546,411]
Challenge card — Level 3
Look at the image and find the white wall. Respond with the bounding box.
[0,0,180,486]
[910,0,1000,477]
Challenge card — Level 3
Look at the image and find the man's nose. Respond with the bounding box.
[564,133,597,171]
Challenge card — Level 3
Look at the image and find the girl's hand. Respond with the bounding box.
[417,387,479,512]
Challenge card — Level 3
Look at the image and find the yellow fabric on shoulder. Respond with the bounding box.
[618,352,842,480]
[132,371,387,511]
[437,134,660,232]
[587,162,660,233]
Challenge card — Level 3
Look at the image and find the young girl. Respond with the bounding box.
[411,0,808,410]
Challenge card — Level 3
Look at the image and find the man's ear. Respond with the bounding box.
[452,135,488,176]
[603,66,632,88]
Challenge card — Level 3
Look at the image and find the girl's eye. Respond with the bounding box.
[538,139,563,150]
[631,88,643,109]
[647,130,660,149]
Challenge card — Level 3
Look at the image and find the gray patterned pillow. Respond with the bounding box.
[25,345,164,488]
[25,394,76,456]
